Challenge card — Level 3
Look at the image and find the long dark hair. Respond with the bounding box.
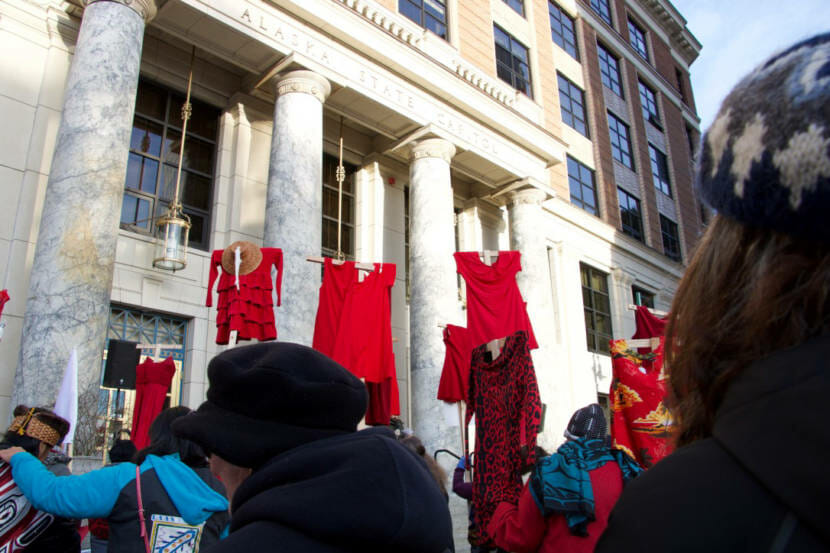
[133,406,207,467]
[666,215,830,447]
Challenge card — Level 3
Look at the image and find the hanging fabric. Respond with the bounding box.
[632,305,667,341]
[436,324,472,403]
[206,242,283,345]
[0,289,9,321]
[609,338,674,468]
[130,356,176,450]
[312,259,400,425]
[466,330,542,547]
[454,251,538,350]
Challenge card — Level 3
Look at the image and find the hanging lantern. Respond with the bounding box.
[153,46,196,272]
[153,204,191,271]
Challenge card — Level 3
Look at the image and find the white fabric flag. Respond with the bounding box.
[53,348,78,448]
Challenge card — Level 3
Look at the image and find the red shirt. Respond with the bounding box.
[436,324,472,403]
[487,462,624,553]
[455,251,538,350]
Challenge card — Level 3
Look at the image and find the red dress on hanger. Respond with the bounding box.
[437,324,472,403]
[313,261,400,425]
[206,248,283,344]
[455,251,538,350]
[609,338,673,468]
[131,356,176,450]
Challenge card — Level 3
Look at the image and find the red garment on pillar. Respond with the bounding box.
[454,251,538,350]
[436,324,472,403]
[466,331,542,547]
[312,260,399,425]
[130,356,176,450]
[206,248,283,344]
[0,290,9,321]
[632,305,667,339]
[609,338,674,468]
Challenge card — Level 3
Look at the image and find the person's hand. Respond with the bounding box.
[457,455,468,470]
[0,447,26,463]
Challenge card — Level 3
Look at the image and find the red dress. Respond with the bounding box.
[313,261,399,425]
[130,356,176,450]
[487,463,624,553]
[609,338,674,468]
[437,324,472,403]
[0,289,9,321]
[455,251,538,350]
[466,330,542,546]
[206,248,283,344]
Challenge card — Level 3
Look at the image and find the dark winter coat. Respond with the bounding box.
[596,334,830,552]
[206,426,454,553]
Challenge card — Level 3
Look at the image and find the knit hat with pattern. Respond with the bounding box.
[564,403,607,441]
[698,33,830,241]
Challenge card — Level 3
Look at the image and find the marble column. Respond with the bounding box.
[264,71,330,345]
[506,188,564,449]
[13,0,156,453]
[408,138,459,450]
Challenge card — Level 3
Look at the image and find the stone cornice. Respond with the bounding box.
[83,0,158,22]
[333,0,516,109]
[410,138,456,164]
[275,70,331,103]
[635,0,701,66]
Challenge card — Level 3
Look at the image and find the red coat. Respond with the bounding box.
[487,461,624,553]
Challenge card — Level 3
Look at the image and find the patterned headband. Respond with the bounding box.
[7,410,63,447]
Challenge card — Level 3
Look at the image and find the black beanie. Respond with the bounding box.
[564,403,607,441]
[172,342,367,468]
[698,33,830,242]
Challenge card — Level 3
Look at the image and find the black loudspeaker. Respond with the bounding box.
[102,339,141,389]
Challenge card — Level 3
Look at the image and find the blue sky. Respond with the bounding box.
[671,0,829,130]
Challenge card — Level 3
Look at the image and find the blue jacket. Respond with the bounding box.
[11,452,229,553]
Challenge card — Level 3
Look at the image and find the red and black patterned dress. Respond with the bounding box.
[466,330,542,546]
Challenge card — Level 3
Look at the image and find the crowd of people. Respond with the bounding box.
[0,31,827,553]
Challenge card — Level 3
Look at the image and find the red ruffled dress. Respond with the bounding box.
[455,251,538,350]
[206,248,283,345]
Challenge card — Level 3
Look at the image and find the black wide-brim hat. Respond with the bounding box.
[173,342,367,468]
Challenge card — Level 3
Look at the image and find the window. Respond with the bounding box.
[607,112,634,169]
[581,264,613,354]
[549,2,578,60]
[685,123,698,158]
[618,188,643,241]
[494,25,533,97]
[121,80,219,250]
[660,215,682,262]
[322,153,356,258]
[597,43,623,97]
[502,0,524,16]
[399,0,447,39]
[590,0,612,26]
[632,286,655,308]
[96,305,187,456]
[557,73,588,137]
[649,144,672,196]
[567,156,598,215]
[627,18,648,61]
[638,80,660,127]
